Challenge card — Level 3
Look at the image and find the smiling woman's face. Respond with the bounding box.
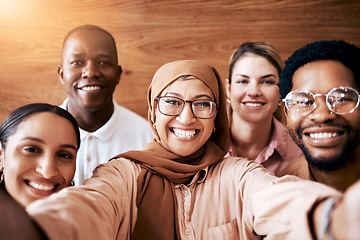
[154,78,216,156]
[0,112,78,207]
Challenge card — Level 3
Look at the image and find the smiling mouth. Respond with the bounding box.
[79,85,102,91]
[26,181,57,191]
[172,128,197,138]
[305,132,343,140]
[244,102,264,107]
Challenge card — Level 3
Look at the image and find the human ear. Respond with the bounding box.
[283,105,289,119]
[116,65,122,85]
[57,65,64,85]
[225,79,231,98]
[0,144,4,172]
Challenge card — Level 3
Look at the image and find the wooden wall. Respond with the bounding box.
[0,0,359,122]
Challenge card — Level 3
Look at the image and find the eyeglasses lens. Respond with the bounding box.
[327,88,359,114]
[285,88,359,115]
[158,97,216,118]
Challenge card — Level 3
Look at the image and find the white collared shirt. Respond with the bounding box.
[60,99,154,185]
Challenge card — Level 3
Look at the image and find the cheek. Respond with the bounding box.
[229,87,245,100]
[154,111,171,139]
[286,112,302,130]
[202,119,215,140]
[58,162,76,182]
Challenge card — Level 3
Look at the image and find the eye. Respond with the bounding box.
[297,98,314,107]
[70,60,83,67]
[261,79,276,85]
[193,100,211,108]
[235,79,248,84]
[98,60,112,66]
[22,146,41,154]
[57,151,75,162]
[164,98,182,106]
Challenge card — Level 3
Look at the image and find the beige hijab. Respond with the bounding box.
[115,60,229,239]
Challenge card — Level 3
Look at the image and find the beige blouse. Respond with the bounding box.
[27,157,340,240]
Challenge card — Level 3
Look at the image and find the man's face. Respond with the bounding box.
[58,29,121,112]
[286,60,360,171]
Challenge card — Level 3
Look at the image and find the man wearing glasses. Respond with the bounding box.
[278,40,360,192]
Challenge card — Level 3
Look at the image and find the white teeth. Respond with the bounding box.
[309,132,339,139]
[173,129,196,138]
[28,182,55,191]
[245,103,262,107]
[81,86,101,91]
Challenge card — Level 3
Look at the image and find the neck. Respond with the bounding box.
[310,150,360,192]
[67,100,114,132]
[230,114,273,159]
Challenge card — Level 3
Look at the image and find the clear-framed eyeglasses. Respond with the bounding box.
[155,96,218,119]
[282,87,360,116]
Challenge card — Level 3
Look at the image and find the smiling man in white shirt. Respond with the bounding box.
[58,24,154,185]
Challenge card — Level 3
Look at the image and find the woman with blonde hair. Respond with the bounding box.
[226,42,303,175]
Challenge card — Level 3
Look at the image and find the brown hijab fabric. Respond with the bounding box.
[114,60,230,239]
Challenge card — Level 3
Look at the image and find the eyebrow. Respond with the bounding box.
[164,92,213,100]
[71,53,112,59]
[21,137,78,151]
[234,74,276,79]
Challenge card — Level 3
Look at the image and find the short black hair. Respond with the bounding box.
[279,40,360,99]
[62,24,118,63]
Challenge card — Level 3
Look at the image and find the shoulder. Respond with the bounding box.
[114,102,149,124]
[278,156,311,179]
[89,157,142,187]
[210,157,274,182]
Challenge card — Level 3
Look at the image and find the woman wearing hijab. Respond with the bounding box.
[2,60,360,239]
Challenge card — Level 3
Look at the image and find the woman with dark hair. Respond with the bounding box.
[226,42,303,175]
[0,103,80,207]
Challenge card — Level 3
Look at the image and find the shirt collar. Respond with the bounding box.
[62,99,117,142]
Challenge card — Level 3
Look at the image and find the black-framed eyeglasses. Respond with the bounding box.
[155,96,218,119]
[282,87,360,116]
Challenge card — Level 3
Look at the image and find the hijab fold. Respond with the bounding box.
[113,60,230,240]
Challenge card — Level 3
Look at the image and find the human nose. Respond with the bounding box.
[81,61,100,79]
[307,97,337,122]
[246,82,261,96]
[176,102,197,124]
[36,155,58,179]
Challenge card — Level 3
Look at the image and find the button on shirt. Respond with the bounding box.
[60,99,155,185]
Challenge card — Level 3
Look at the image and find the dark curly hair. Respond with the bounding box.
[279,40,360,99]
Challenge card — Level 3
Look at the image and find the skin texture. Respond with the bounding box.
[154,79,216,157]
[0,112,78,207]
[226,54,280,159]
[286,60,360,191]
[58,29,122,132]
[227,54,280,124]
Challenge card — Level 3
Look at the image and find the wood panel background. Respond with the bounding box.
[0,0,359,122]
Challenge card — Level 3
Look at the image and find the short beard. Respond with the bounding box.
[289,125,360,172]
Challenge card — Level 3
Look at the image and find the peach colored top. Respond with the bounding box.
[27,157,340,240]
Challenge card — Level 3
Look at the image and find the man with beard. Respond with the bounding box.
[279,40,360,192]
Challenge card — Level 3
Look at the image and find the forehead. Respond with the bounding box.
[233,54,278,75]
[292,60,356,93]
[9,112,76,144]
[161,78,214,98]
[62,30,117,58]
